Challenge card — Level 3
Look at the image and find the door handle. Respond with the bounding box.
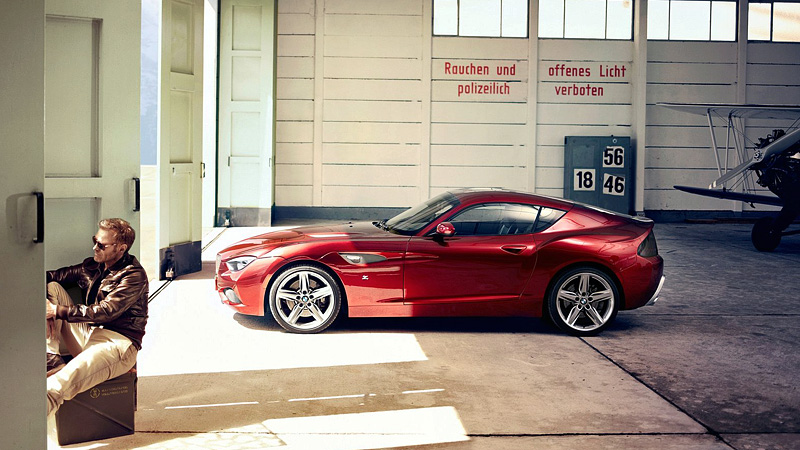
[132,177,141,212]
[501,245,526,254]
[33,191,44,243]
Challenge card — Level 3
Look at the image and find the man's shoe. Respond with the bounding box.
[47,353,65,376]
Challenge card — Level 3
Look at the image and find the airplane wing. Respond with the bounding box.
[657,103,800,120]
[674,185,784,207]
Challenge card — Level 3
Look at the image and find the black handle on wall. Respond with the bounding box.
[133,177,141,212]
[33,191,44,243]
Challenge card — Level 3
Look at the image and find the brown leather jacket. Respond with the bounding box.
[46,253,149,350]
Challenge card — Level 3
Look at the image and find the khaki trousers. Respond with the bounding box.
[46,282,138,415]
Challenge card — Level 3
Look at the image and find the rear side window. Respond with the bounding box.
[534,207,567,232]
[448,203,540,236]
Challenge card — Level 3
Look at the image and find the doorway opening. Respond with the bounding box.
[139,0,219,281]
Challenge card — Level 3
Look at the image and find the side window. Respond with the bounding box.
[449,203,540,236]
[647,0,737,41]
[434,0,529,38]
[749,2,800,42]
[534,207,567,232]
[539,0,634,40]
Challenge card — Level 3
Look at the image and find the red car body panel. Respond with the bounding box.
[215,190,664,323]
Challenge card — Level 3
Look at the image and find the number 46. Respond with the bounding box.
[603,174,625,196]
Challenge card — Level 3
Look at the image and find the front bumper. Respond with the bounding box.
[215,255,286,316]
[219,287,243,305]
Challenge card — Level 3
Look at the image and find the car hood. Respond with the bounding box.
[217,222,391,258]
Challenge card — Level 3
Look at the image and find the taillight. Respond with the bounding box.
[637,230,659,257]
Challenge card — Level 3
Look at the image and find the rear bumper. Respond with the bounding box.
[645,275,666,306]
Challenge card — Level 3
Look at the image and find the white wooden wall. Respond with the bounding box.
[430,38,529,198]
[276,0,425,208]
[745,42,800,212]
[275,0,315,206]
[275,0,800,213]
[536,40,633,198]
[645,42,739,211]
[645,42,800,211]
[320,0,423,207]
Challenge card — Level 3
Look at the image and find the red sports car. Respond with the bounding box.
[215,189,664,336]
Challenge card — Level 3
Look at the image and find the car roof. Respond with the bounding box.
[448,188,576,211]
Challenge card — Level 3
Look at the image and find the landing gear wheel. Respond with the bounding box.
[751,217,781,252]
[268,265,342,333]
[547,267,619,337]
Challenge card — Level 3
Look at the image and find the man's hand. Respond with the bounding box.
[45,300,57,320]
[44,300,57,339]
[46,300,58,339]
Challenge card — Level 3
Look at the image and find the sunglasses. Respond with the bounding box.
[92,236,117,251]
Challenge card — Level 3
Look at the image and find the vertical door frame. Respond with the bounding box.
[158,0,204,279]
[0,2,46,447]
[217,0,277,226]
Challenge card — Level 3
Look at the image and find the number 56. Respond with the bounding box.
[603,146,624,167]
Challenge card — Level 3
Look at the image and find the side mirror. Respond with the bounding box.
[436,222,456,237]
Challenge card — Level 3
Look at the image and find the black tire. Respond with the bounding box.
[268,265,342,333]
[751,217,781,252]
[546,267,619,336]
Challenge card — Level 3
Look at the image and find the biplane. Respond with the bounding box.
[657,103,800,251]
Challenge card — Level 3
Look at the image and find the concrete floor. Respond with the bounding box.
[48,222,800,449]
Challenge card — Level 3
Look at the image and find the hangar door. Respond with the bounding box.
[44,0,142,270]
[1,3,45,447]
[0,0,141,445]
[218,0,277,226]
[159,0,204,279]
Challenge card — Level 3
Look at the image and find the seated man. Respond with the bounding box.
[45,218,148,416]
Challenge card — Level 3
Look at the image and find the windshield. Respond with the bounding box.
[384,192,460,235]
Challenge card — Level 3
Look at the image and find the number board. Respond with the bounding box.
[563,136,634,214]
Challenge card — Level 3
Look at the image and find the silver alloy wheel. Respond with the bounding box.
[553,270,616,334]
[270,266,340,333]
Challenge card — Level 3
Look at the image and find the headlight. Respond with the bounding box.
[225,256,257,272]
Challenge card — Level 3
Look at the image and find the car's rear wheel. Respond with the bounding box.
[547,267,619,336]
[268,265,341,333]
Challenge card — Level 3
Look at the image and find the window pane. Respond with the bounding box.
[565,0,606,38]
[535,207,566,232]
[433,0,458,35]
[451,205,504,236]
[502,0,528,37]
[539,0,565,37]
[648,0,670,40]
[670,1,711,40]
[748,2,772,41]
[450,204,540,236]
[710,1,736,41]
[607,0,633,39]
[460,0,501,37]
[773,2,800,42]
[497,204,539,235]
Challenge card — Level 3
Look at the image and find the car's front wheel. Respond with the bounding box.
[268,265,342,333]
[547,267,619,336]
